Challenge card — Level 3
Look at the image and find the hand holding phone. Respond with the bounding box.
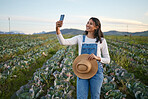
[56,14,65,34]
[56,14,65,29]
[60,14,65,21]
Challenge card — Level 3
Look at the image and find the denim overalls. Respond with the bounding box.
[77,35,104,99]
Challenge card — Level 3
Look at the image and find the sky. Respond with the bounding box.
[0,0,148,34]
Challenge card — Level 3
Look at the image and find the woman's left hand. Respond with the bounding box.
[88,53,101,61]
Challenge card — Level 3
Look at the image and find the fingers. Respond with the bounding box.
[56,21,63,28]
[88,54,95,60]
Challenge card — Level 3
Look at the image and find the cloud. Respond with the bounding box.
[0,15,54,23]
[66,15,148,26]
[1,15,147,26]
[101,17,143,25]
[145,12,148,16]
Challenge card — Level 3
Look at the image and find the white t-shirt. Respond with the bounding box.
[57,34,110,64]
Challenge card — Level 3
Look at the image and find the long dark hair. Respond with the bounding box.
[85,17,104,43]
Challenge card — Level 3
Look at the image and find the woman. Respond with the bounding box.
[56,17,110,99]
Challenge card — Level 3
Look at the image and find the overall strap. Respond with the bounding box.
[82,35,85,42]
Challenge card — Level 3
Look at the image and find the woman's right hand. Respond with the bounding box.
[56,21,63,35]
[56,21,63,28]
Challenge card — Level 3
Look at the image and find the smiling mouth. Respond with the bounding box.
[86,27,90,30]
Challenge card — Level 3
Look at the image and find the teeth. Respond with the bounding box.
[86,27,90,29]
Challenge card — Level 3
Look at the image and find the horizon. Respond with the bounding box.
[1,28,148,35]
[0,0,148,34]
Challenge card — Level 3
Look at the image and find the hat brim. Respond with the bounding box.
[73,54,98,79]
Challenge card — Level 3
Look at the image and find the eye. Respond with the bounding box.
[87,22,89,24]
[90,22,93,25]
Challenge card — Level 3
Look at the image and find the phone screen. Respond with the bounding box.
[60,15,65,21]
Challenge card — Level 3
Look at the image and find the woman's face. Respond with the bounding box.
[86,19,97,33]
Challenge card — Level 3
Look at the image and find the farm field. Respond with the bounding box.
[0,34,148,99]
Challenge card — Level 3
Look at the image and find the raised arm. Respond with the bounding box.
[56,21,78,45]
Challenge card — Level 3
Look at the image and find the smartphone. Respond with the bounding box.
[60,14,65,21]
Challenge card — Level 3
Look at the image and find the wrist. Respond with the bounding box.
[96,57,101,61]
[56,27,59,31]
[56,27,61,35]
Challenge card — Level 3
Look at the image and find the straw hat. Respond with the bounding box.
[72,54,98,79]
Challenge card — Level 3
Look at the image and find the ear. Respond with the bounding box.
[95,26,99,29]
